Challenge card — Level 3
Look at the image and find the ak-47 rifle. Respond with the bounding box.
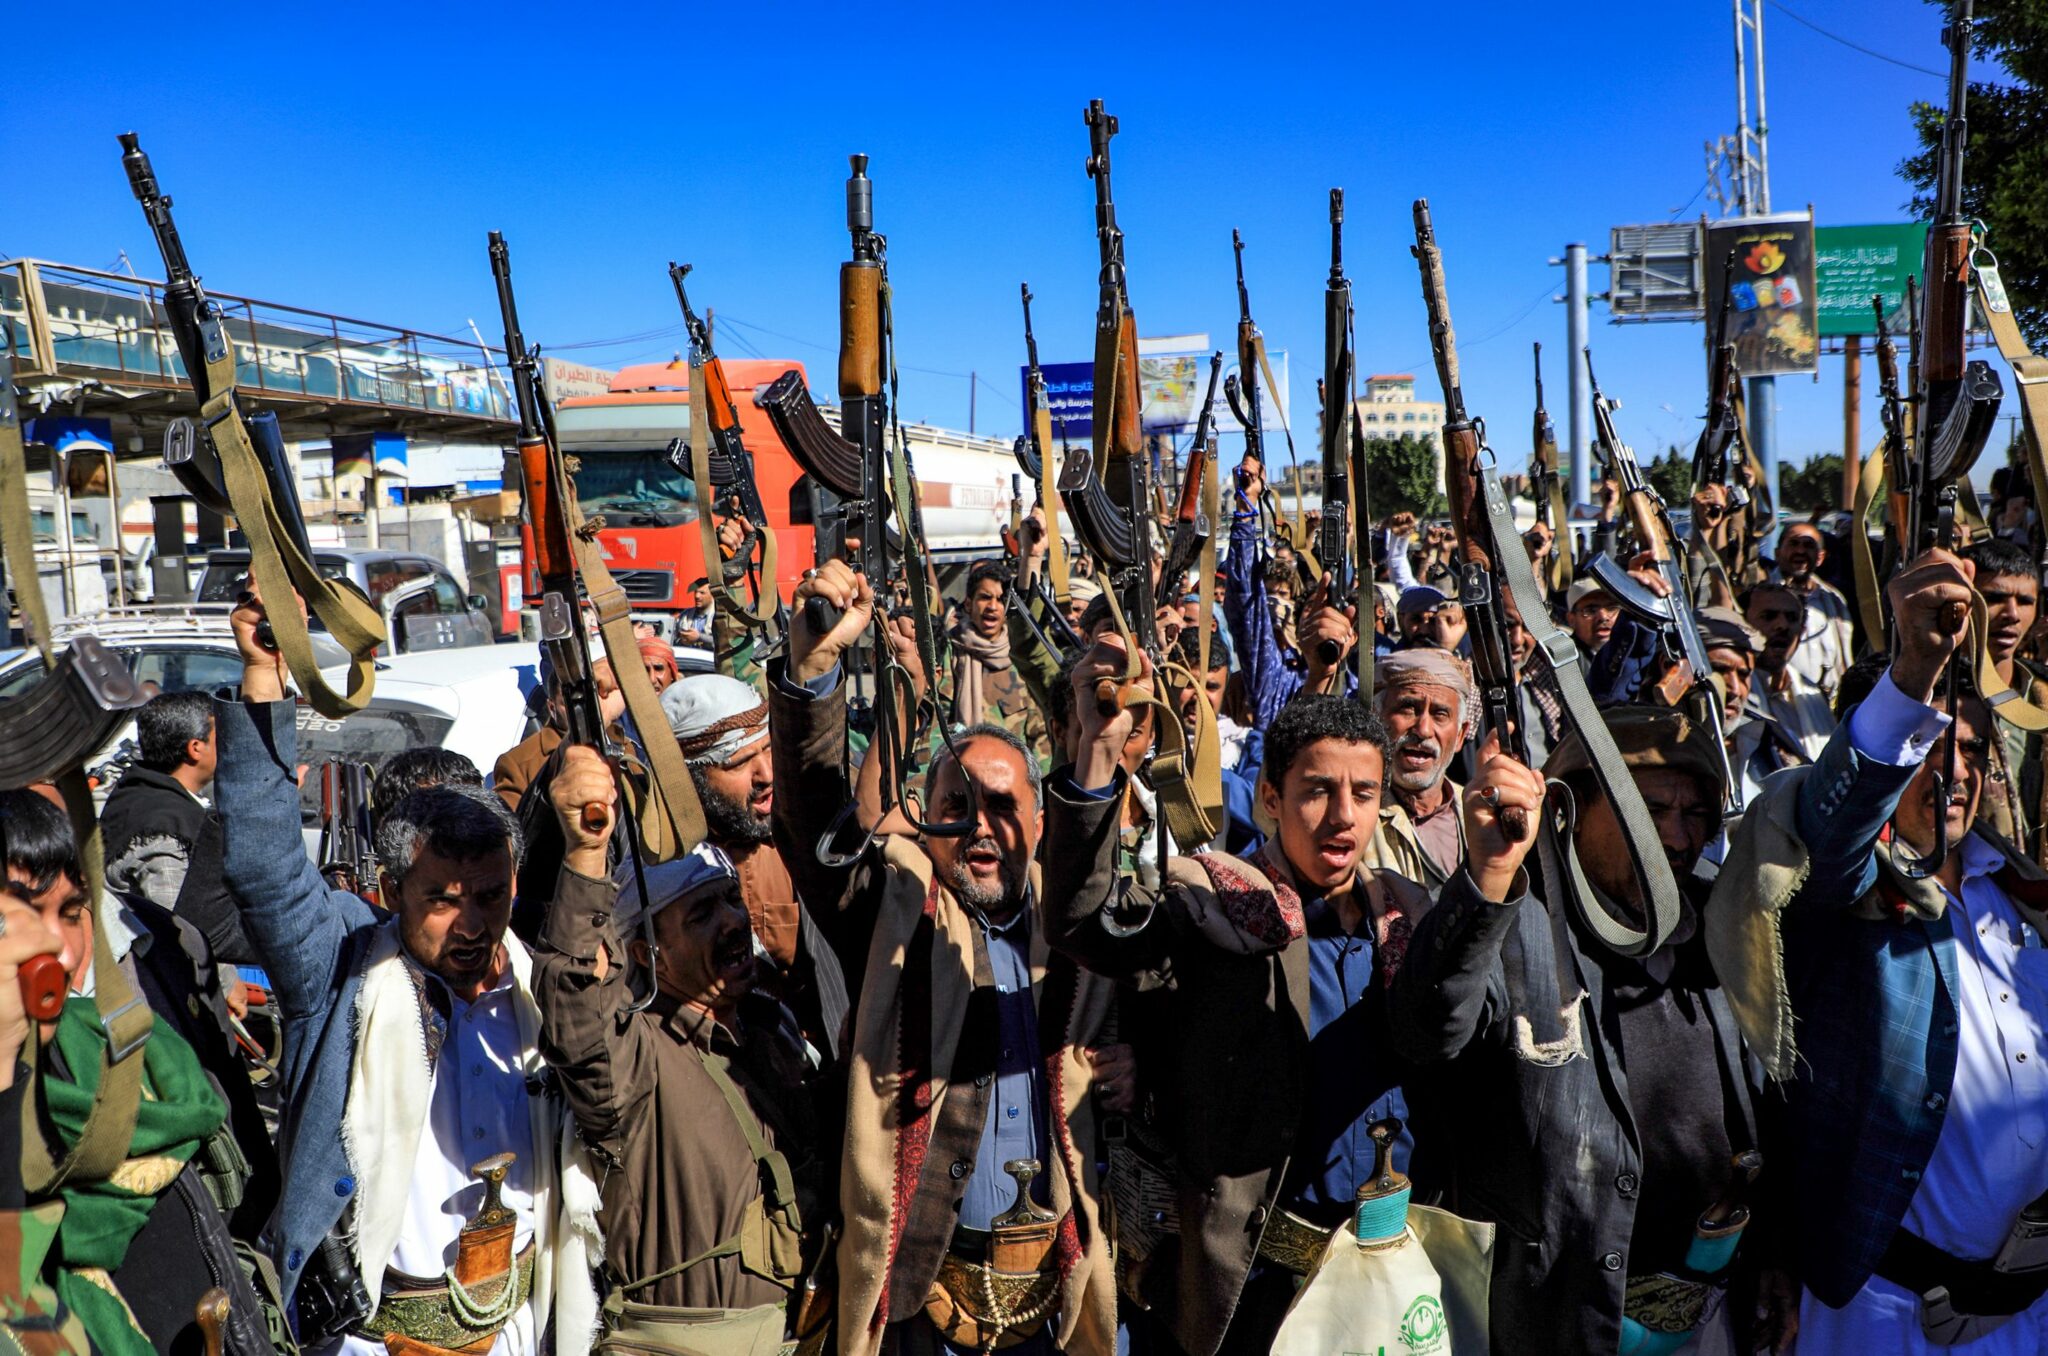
[666,263,788,658]
[1530,343,1573,594]
[492,232,704,1007]
[1063,100,1221,856]
[1887,0,2007,876]
[1583,351,1742,818]
[757,156,967,861]
[1227,230,1304,545]
[1318,189,1367,681]
[1687,258,1746,607]
[1157,353,1222,616]
[119,135,385,715]
[1415,200,1685,957]
[1002,287,1086,663]
[315,760,376,901]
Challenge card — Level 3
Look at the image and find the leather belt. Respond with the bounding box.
[1875,1227,2048,1320]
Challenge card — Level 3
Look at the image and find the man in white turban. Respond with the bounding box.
[660,673,848,1057]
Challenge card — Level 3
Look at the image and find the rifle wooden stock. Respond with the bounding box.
[1098,308,1143,467]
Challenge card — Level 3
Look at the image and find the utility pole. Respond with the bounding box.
[1730,0,1779,508]
[969,370,977,434]
[1842,335,1861,510]
[1565,244,1592,511]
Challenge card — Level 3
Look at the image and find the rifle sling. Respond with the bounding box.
[1481,458,1682,956]
[0,399,152,1192]
[552,428,705,859]
[1251,335,1304,539]
[199,348,384,718]
[1972,268,2048,734]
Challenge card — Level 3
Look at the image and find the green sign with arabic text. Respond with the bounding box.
[1815,223,1928,337]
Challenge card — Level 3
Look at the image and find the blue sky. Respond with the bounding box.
[1,0,1963,483]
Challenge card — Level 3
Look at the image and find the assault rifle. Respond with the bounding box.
[1891,0,2005,876]
[1066,99,1220,855]
[1414,199,1684,957]
[119,135,384,712]
[1584,352,1741,818]
[315,760,375,900]
[1318,190,1364,677]
[1530,344,1572,592]
[493,232,704,1005]
[666,263,787,656]
[1157,353,1222,615]
[758,156,967,859]
[1694,254,1742,491]
[1227,230,1303,538]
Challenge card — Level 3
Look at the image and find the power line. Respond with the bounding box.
[1765,0,1945,79]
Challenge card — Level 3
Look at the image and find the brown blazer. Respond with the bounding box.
[491,726,561,811]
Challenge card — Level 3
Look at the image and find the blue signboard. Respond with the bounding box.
[1021,362,1094,444]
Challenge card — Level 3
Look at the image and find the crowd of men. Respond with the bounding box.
[6,455,2048,1356]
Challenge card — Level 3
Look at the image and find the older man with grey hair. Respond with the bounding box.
[1359,647,1479,888]
[216,583,601,1356]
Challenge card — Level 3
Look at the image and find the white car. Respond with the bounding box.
[299,638,714,795]
[0,607,355,793]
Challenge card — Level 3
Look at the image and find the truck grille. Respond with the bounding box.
[612,570,675,603]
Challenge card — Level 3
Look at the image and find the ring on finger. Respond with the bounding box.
[1480,786,1501,806]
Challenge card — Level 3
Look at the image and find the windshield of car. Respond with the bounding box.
[294,703,459,820]
[0,644,245,701]
[569,449,699,520]
[195,556,351,605]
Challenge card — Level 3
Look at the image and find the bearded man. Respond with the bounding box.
[1743,580,1835,761]
[661,672,848,1058]
[772,561,1122,1356]
[1358,648,1476,888]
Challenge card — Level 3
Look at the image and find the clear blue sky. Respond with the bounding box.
[1,0,1964,480]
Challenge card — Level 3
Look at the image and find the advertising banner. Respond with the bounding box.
[1814,223,1929,336]
[1705,213,1820,376]
[1022,361,1095,443]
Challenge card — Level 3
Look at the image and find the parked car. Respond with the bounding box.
[195,548,496,652]
[0,606,355,795]
[295,637,713,814]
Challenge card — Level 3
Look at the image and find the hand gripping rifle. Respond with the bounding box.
[1318,189,1371,690]
[1583,353,1743,820]
[757,156,970,862]
[491,233,705,1006]
[666,263,788,659]
[118,135,385,716]
[1885,0,2014,876]
[1530,344,1574,595]
[1228,230,1306,552]
[1068,100,1221,856]
[1414,200,1684,957]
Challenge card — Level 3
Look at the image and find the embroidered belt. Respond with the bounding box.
[1253,1208,1332,1276]
[1623,1270,1721,1336]
[925,1251,1058,1352]
[355,1242,536,1353]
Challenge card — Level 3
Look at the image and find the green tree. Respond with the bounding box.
[1901,0,2048,344]
[1780,454,1847,513]
[1646,444,1692,506]
[1361,434,1446,518]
